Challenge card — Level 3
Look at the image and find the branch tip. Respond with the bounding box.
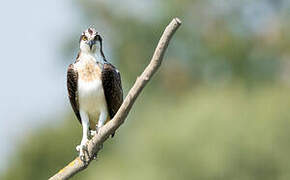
[174,17,182,25]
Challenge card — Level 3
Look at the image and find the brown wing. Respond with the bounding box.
[67,64,81,124]
[102,63,123,120]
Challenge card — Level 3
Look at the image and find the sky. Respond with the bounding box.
[0,0,79,171]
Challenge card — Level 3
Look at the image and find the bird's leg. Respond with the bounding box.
[96,110,108,134]
[76,111,90,162]
[92,110,107,160]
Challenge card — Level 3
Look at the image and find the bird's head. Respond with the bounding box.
[79,27,102,54]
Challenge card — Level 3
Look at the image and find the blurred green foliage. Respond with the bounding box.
[70,0,290,88]
[3,85,290,179]
[2,0,290,179]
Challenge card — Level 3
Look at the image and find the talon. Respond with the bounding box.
[89,130,96,138]
[95,126,99,134]
[93,154,97,160]
[96,126,104,135]
[76,145,80,152]
[80,154,85,161]
[82,144,87,151]
[78,143,89,162]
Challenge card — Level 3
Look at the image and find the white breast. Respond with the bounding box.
[75,56,108,122]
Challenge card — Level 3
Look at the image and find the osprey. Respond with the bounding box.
[67,28,123,161]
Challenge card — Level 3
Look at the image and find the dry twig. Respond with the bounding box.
[49,17,182,180]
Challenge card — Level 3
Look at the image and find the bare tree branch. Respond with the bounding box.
[49,18,182,180]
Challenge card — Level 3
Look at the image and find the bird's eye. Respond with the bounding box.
[82,36,88,41]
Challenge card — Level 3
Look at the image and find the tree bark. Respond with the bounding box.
[49,17,182,180]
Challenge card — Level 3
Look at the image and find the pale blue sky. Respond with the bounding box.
[0,0,80,171]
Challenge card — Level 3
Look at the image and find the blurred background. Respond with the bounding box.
[1,0,290,179]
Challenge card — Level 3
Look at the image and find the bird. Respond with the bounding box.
[67,27,123,161]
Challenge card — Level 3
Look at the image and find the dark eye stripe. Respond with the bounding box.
[79,35,88,42]
[94,35,102,41]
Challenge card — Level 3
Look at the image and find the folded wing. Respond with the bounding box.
[67,64,81,124]
[102,63,123,120]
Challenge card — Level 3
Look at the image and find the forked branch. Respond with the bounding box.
[49,18,182,180]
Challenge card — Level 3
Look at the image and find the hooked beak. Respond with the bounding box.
[87,40,96,50]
